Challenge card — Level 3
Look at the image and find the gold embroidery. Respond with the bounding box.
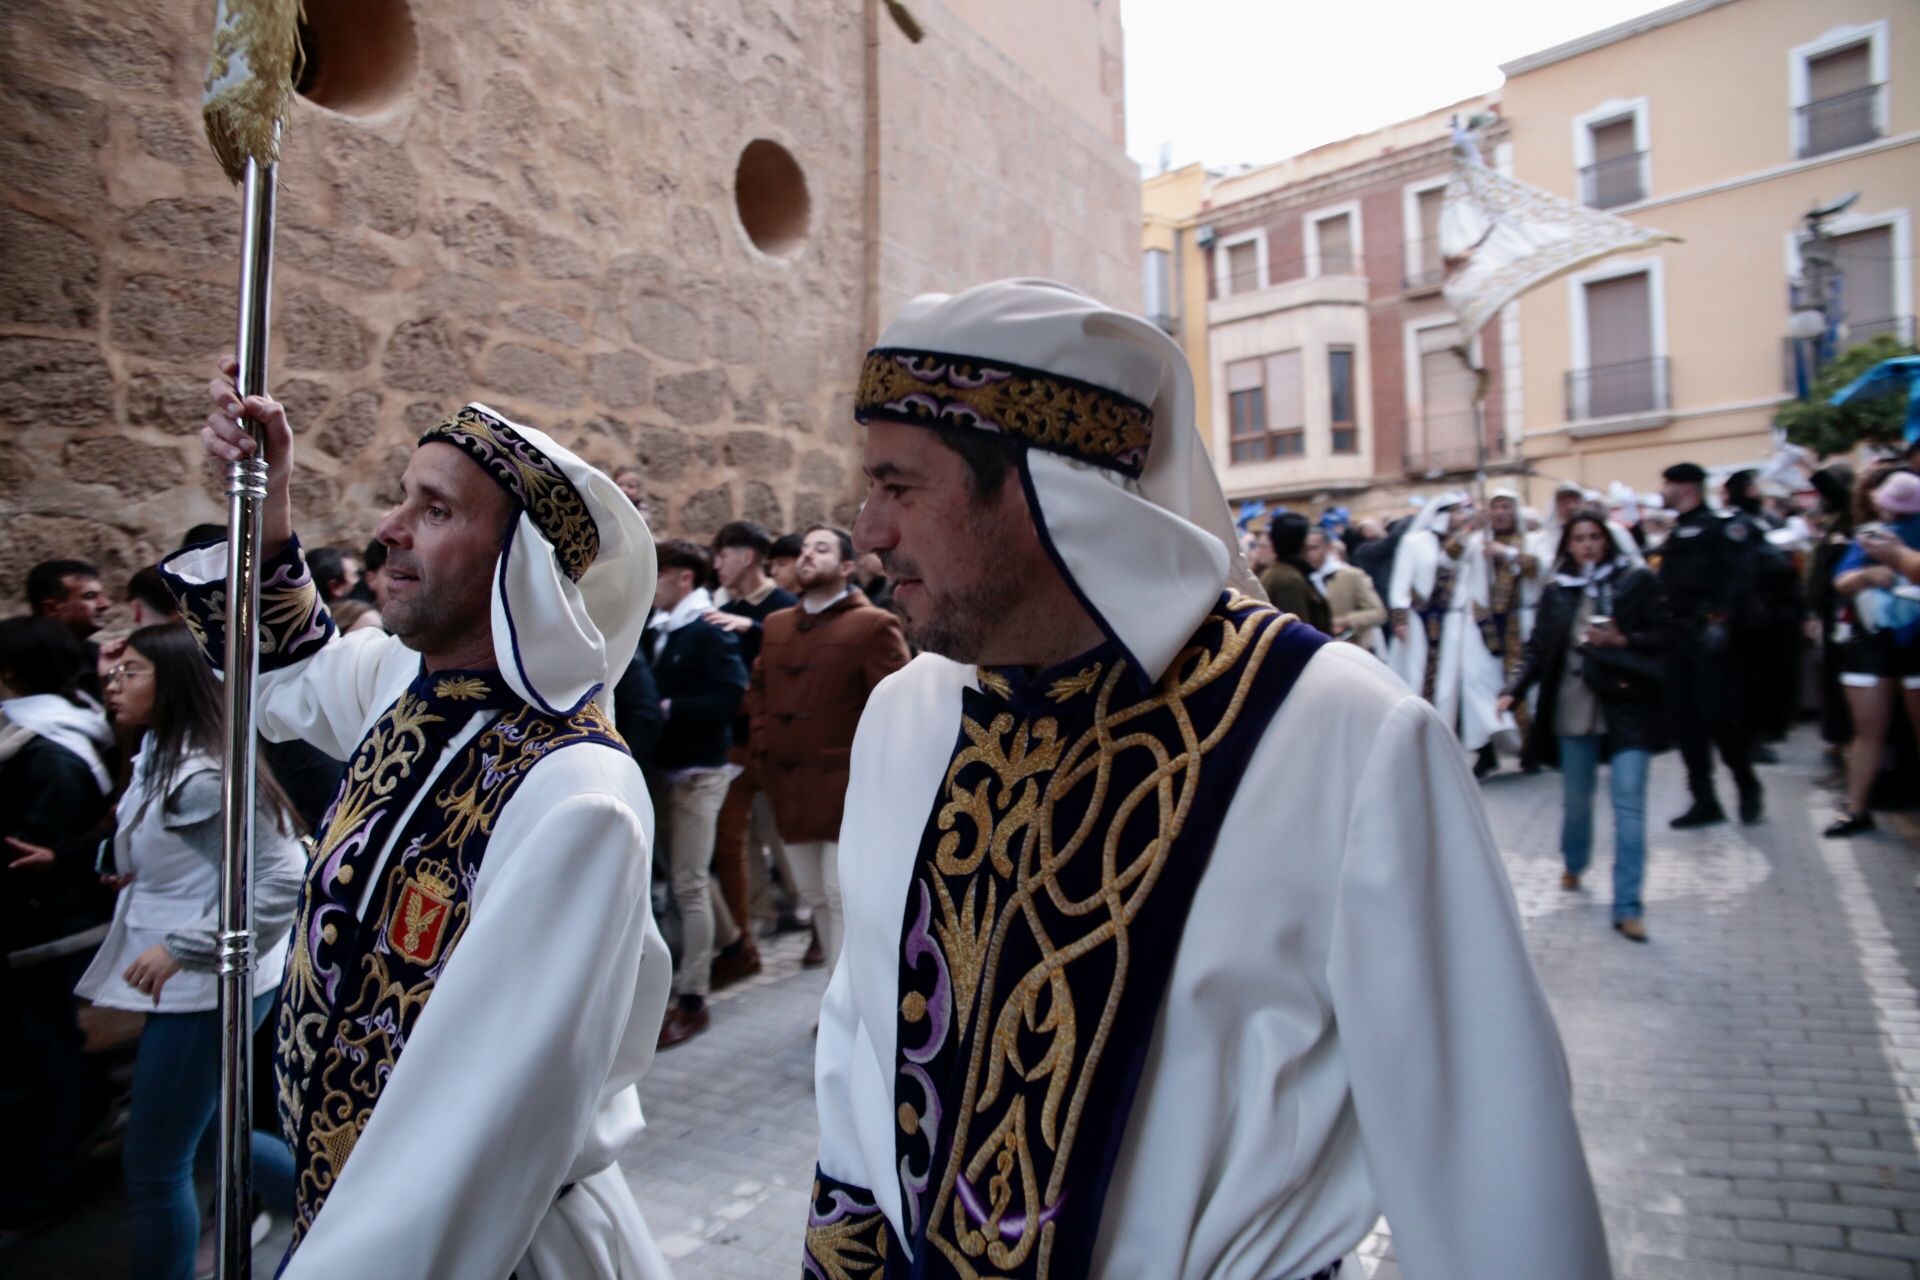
[1045,663,1102,703]
[434,675,490,701]
[915,604,1290,1276]
[857,350,1153,474]
[804,1192,889,1280]
[976,669,1012,699]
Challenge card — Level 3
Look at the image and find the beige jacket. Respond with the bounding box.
[1320,564,1387,650]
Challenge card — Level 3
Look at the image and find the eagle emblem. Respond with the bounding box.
[389,860,456,965]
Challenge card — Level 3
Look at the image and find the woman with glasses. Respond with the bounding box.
[73,623,307,1279]
[1498,510,1670,942]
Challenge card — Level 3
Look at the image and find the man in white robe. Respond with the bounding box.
[164,363,673,1279]
[1459,489,1540,775]
[807,281,1610,1279]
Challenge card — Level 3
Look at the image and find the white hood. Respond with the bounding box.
[859,279,1257,687]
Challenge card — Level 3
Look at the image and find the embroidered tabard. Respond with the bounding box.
[159,535,628,1259]
[805,592,1326,1280]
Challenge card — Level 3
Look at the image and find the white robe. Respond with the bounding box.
[236,627,672,1280]
[1387,528,1511,750]
[817,643,1611,1279]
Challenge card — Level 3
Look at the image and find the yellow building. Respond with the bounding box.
[1141,163,1214,451]
[1500,0,1920,502]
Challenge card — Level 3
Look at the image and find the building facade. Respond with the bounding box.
[1143,98,1516,521]
[0,0,1140,600]
[1500,0,1920,503]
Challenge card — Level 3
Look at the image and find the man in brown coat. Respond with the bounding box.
[748,525,910,970]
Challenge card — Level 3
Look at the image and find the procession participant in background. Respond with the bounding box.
[808,279,1608,1280]
[1259,512,1333,633]
[1466,488,1543,773]
[169,361,673,1278]
[1387,493,1464,705]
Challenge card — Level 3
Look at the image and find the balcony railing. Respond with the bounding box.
[1219,265,1264,297]
[1404,235,1445,290]
[1797,84,1883,158]
[1565,356,1670,421]
[1579,152,1645,209]
[1315,248,1357,276]
[1850,315,1916,345]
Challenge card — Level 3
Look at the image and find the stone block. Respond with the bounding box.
[313,390,384,461]
[589,352,654,408]
[740,479,783,530]
[0,206,98,329]
[713,305,764,365]
[679,484,735,538]
[282,291,370,372]
[61,435,187,498]
[131,107,201,164]
[436,202,519,268]
[509,307,588,345]
[122,197,238,266]
[798,449,843,490]
[278,224,397,291]
[382,319,471,396]
[483,344,583,407]
[627,295,706,363]
[633,424,699,482]
[108,275,234,361]
[530,233,597,281]
[126,370,211,436]
[725,430,793,473]
[655,369,728,424]
[0,337,113,432]
[0,77,108,209]
[329,131,420,238]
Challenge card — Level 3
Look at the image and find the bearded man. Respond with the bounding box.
[804,281,1609,1279]
[164,359,672,1278]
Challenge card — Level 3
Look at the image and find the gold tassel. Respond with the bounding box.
[201,0,302,184]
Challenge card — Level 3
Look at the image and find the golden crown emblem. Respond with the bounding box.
[409,859,457,902]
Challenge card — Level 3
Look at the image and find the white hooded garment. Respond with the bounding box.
[817,280,1611,1278]
[162,409,672,1280]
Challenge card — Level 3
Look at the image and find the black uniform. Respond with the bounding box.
[1657,503,1763,818]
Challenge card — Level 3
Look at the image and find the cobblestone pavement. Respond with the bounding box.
[623,729,1920,1280]
[9,731,1917,1279]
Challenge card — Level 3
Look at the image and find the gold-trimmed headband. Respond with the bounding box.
[855,347,1153,477]
[419,405,600,581]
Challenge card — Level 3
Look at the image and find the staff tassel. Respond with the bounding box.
[201,2,299,1275]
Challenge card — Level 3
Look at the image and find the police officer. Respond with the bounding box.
[1657,461,1764,827]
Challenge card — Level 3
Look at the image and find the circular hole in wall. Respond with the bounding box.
[295,0,418,116]
[734,139,811,257]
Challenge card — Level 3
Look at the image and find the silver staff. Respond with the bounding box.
[202,1,297,1272]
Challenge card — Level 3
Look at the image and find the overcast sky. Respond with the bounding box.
[1123,0,1680,172]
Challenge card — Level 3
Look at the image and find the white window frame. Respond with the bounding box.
[1566,256,1667,422]
[1303,199,1364,278]
[1788,19,1890,158]
[1571,96,1650,208]
[1403,315,1483,471]
[1401,177,1450,287]
[1782,207,1914,339]
[1214,228,1269,298]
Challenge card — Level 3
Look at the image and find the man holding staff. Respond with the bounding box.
[162,360,674,1278]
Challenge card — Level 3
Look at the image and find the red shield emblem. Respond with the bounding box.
[389,863,455,965]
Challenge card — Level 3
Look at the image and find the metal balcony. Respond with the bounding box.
[1579,152,1645,209]
[1797,84,1882,158]
[1565,356,1670,422]
[1403,235,1445,291]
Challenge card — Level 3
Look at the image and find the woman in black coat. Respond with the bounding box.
[1498,510,1669,942]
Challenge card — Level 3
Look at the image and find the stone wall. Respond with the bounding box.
[0,0,1140,609]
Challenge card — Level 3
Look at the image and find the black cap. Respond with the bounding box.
[1663,462,1706,485]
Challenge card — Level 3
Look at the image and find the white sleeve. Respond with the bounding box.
[251,629,409,759]
[280,789,656,1280]
[1389,531,1433,610]
[1326,696,1612,1279]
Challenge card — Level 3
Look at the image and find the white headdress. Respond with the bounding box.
[419,405,655,714]
[856,279,1256,687]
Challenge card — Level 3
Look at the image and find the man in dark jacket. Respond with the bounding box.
[749,526,910,970]
[647,539,749,1047]
[701,521,797,985]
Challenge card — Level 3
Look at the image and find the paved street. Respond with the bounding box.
[8,730,1918,1279]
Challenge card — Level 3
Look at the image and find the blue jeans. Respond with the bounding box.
[124,988,296,1280]
[1558,735,1649,922]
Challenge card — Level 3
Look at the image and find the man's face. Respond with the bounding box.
[654,565,695,612]
[1447,504,1474,532]
[853,421,1040,663]
[615,471,644,507]
[1303,530,1329,570]
[327,556,362,600]
[364,563,391,609]
[713,544,758,594]
[1247,534,1276,571]
[1661,480,1699,512]
[795,530,853,593]
[1489,497,1517,534]
[767,555,799,594]
[371,443,514,658]
[42,574,109,638]
[1555,492,1580,522]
